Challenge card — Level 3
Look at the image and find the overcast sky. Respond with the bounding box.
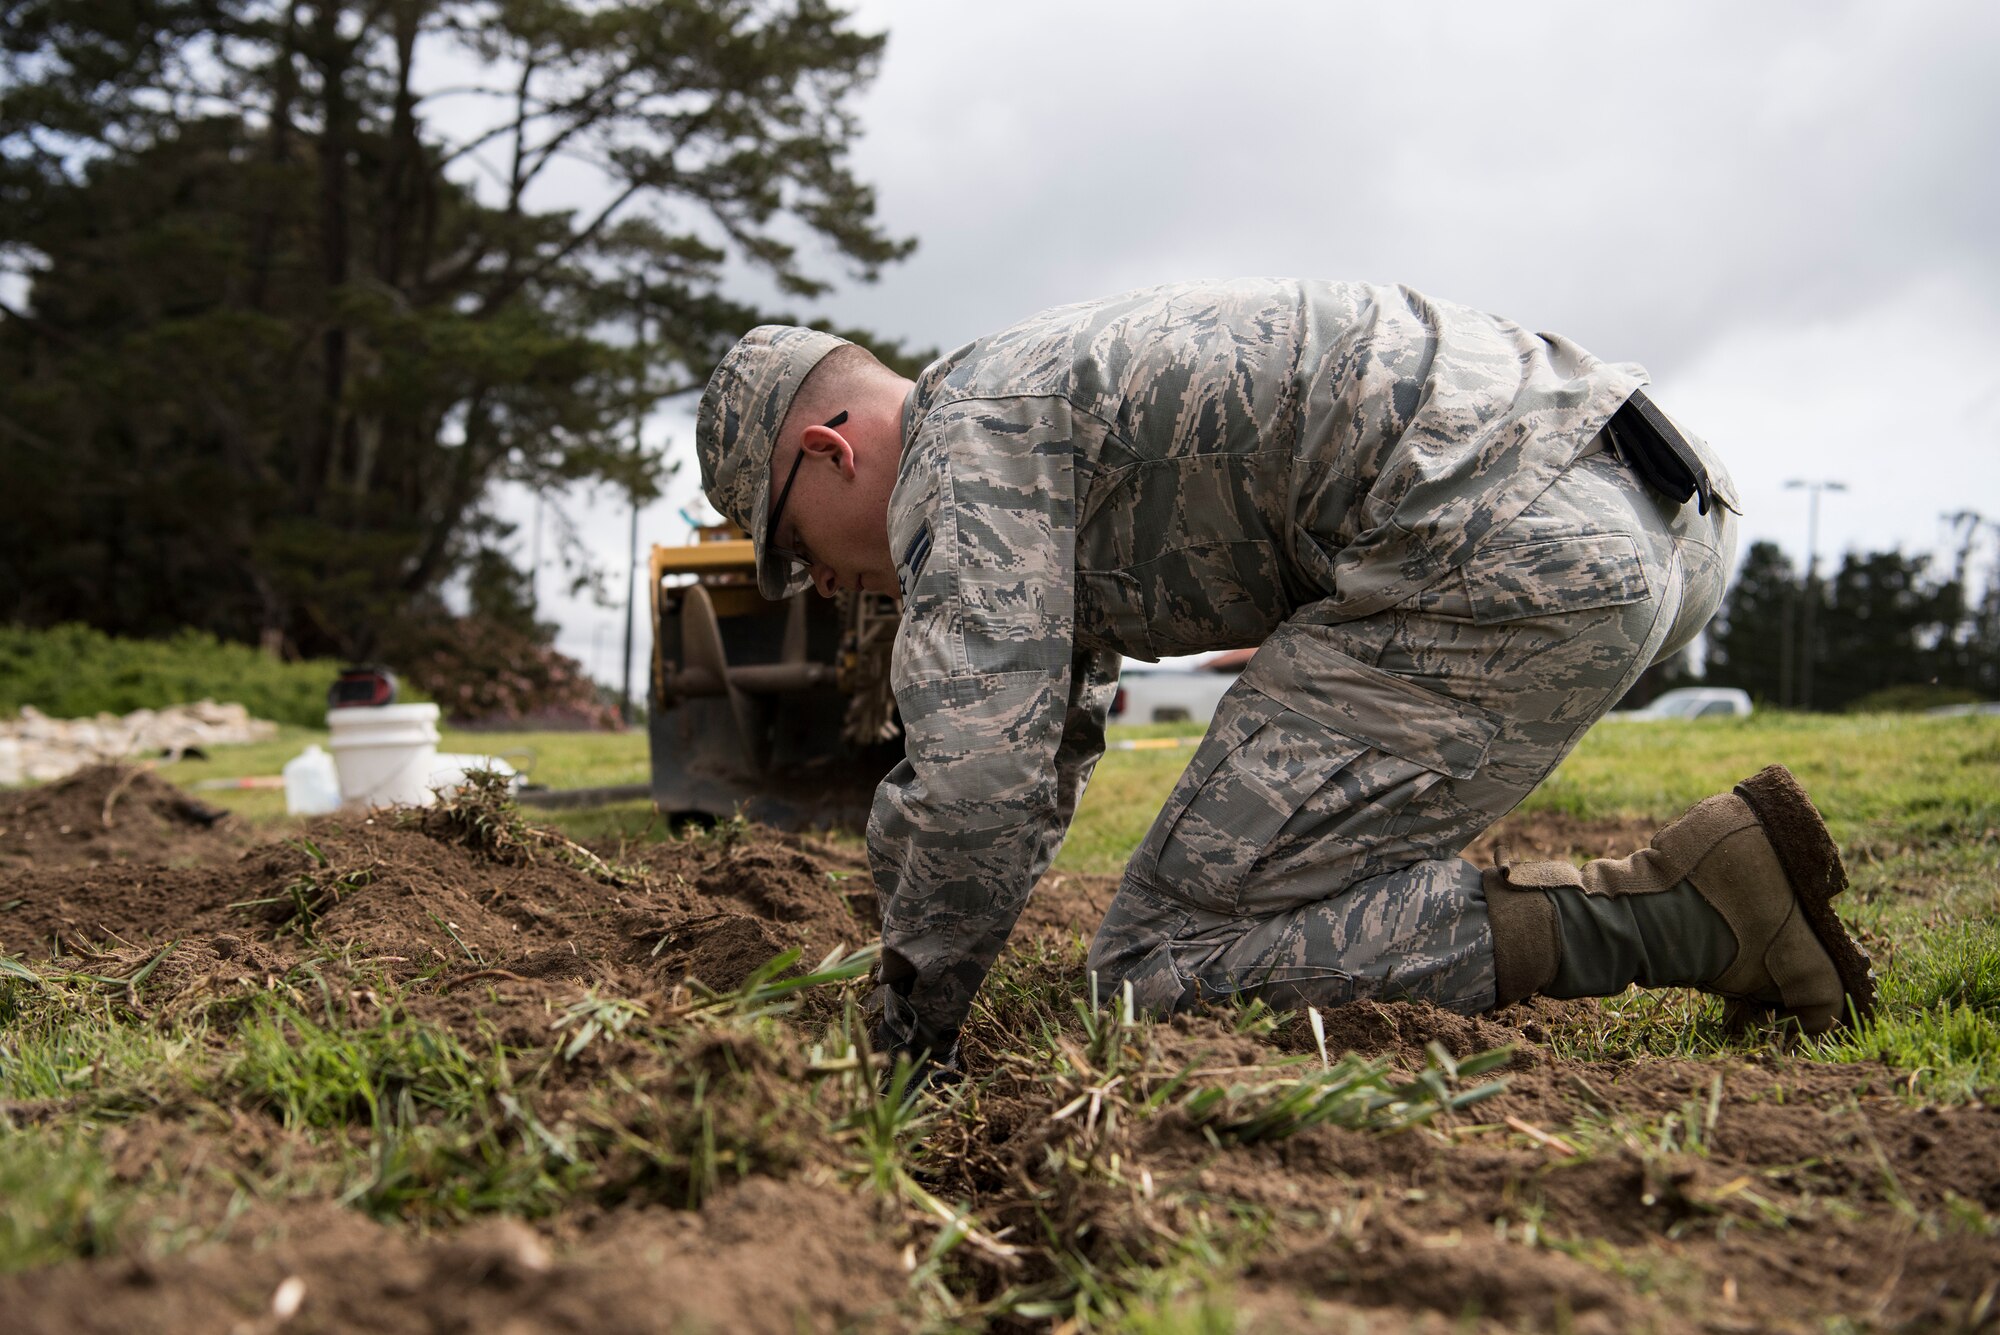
[503,1,2000,688]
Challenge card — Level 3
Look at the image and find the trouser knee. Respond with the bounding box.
[1087,879,1197,1016]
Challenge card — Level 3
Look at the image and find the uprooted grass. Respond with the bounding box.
[407,767,637,885]
[1,893,1520,1323]
[9,714,2000,1329]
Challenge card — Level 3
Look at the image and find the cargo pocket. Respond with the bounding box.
[1136,686,1371,917]
[1134,637,1504,918]
[1239,626,1504,780]
[1419,532,1651,625]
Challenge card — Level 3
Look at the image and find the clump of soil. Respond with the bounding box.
[3,1180,903,1335]
[0,763,240,870]
[1266,996,1535,1068]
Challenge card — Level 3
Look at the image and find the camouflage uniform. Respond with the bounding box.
[701,280,1738,1059]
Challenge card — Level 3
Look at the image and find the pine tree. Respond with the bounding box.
[1704,540,1799,705]
[0,0,920,661]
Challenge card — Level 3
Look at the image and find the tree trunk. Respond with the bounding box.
[245,1,301,315]
[304,0,353,517]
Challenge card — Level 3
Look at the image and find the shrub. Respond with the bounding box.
[386,614,622,730]
[0,618,616,731]
[0,624,344,727]
[1844,683,1984,714]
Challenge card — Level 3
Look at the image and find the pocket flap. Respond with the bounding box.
[1238,627,1500,780]
[1458,533,1649,625]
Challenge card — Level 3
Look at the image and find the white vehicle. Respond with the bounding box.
[1606,686,1754,721]
[1111,659,1242,725]
[1926,701,2000,717]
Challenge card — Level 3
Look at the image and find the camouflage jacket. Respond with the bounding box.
[868,279,1646,1053]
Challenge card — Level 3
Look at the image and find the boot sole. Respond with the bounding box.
[1733,764,1877,1029]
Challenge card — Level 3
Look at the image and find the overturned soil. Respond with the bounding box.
[0,763,248,871]
[1,769,1996,1333]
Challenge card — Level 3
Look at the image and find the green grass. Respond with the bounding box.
[1056,711,2000,878]
[0,966,206,1119]
[5,711,1998,1320]
[1057,721,1208,874]
[228,996,490,1131]
[0,1129,129,1272]
[1805,916,2000,1105]
[1524,712,2000,835]
[146,725,651,823]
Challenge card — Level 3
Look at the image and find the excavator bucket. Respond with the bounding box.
[648,528,903,828]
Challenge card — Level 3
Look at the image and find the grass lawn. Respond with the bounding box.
[3,709,1997,1327]
[1065,710,2000,877]
[152,725,653,825]
[148,711,2000,1101]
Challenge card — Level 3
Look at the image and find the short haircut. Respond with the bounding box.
[776,342,892,449]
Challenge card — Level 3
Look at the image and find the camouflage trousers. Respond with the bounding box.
[1087,436,1739,1017]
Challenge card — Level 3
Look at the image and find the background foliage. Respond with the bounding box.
[0,0,920,675]
[1704,537,2000,711]
[0,623,348,727]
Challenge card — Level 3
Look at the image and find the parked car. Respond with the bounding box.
[1111,653,1247,725]
[1605,686,1754,721]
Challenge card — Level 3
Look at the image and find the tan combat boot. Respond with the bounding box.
[1485,765,1876,1034]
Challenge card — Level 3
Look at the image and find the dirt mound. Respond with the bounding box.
[3,1181,903,1335]
[3,771,1998,1334]
[1,814,874,1009]
[0,763,240,870]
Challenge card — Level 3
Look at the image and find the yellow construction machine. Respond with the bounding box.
[647,525,903,826]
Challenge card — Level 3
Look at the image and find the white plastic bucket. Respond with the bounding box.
[327,703,442,808]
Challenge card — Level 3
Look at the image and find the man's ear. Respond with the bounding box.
[799,423,857,478]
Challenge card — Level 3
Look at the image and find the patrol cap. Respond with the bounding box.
[696,324,853,600]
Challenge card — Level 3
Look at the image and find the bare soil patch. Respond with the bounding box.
[1,771,1995,1333]
[4,1182,903,1335]
[1461,808,1662,869]
[0,763,246,871]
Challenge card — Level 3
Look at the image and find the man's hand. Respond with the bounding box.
[870,957,961,1095]
[871,1022,962,1096]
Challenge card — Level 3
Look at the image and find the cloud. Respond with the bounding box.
[1664,274,2000,570]
[829,1,2000,367]
[542,1,2000,683]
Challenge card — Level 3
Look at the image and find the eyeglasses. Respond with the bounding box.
[765,410,847,575]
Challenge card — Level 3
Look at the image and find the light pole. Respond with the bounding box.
[621,487,638,725]
[619,278,651,728]
[1784,478,1847,710]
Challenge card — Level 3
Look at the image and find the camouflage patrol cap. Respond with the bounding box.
[696,324,853,600]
